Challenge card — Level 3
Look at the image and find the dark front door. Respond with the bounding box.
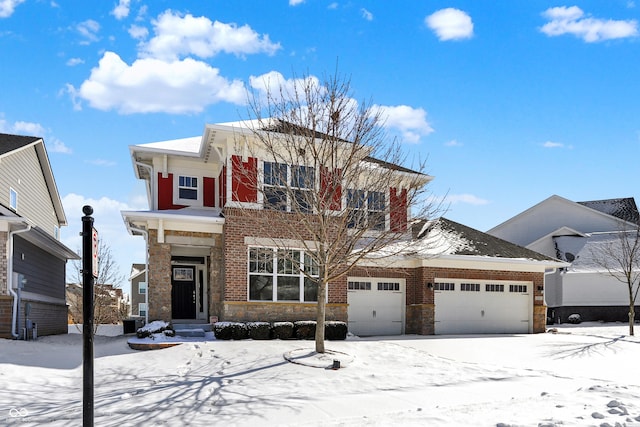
[171,266,196,319]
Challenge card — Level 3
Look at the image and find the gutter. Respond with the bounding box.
[128,225,149,325]
[8,224,32,339]
[135,161,155,211]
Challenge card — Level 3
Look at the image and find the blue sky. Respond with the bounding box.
[1,0,639,290]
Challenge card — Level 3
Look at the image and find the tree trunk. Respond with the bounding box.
[629,285,635,336]
[315,280,327,353]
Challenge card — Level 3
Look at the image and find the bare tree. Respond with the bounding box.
[69,239,127,333]
[232,71,436,352]
[589,225,640,336]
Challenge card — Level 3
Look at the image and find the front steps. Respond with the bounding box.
[172,321,212,338]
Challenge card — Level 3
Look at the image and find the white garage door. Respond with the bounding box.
[347,278,405,336]
[434,279,532,334]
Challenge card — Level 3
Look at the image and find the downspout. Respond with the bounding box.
[129,225,149,325]
[8,224,31,339]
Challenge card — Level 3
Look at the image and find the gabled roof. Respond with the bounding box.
[578,198,639,225]
[0,133,40,157]
[417,217,560,262]
[0,133,67,226]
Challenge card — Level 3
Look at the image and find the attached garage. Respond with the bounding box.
[347,277,405,336]
[433,279,532,334]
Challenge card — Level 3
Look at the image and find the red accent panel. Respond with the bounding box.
[219,166,227,208]
[157,173,186,210]
[390,187,407,232]
[231,155,257,203]
[320,166,342,210]
[204,177,215,207]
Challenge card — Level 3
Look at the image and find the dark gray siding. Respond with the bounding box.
[13,235,66,299]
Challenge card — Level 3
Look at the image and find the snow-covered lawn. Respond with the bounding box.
[1,323,640,426]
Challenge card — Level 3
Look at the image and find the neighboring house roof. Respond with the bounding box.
[130,263,147,281]
[578,198,640,225]
[416,217,561,262]
[3,217,79,260]
[555,231,634,273]
[0,133,68,226]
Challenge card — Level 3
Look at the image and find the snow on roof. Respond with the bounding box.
[135,136,202,154]
[561,231,639,273]
[578,198,640,225]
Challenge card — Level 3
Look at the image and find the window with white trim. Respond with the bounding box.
[263,162,316,213]
[138,282,147,295]
[248,247,318,302]
[460,283,480,292]
[347,189,386,230]
[509,284,528,293]
[138,303,147,317]
[486,284,504,292]
[348,281,371,290]
[9,188,17,211]
[434,282,455,291]
[378,282,400,291]
[178,176,198,200]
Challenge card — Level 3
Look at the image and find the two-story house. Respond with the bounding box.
[0,133,78,339]
[122,121,565,335]
[129,263,147,318]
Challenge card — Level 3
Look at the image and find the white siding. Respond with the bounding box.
[0,147,60,235]
[563,272,635,306]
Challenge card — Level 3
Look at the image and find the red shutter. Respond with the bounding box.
[203,177,215,207]
[157,173,187,210]
[231,155,257,203]
[320,166,342,210]
[390,187,407,232]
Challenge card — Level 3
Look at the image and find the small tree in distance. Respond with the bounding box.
[69,239,127,333]
[232,71,437,353]
[589,224,640,336]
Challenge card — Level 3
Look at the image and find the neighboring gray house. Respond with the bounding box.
[0,133,78,339]
[129,263,147,318]
[488,195,640,323]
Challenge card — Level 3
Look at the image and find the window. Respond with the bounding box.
[486,284,504,292]
[9,188,17,210]
[460,283,480,292]
[248,247,318,302]
[509,284,528,293]
[263,162,315,213]
[434,282,455,291]
[378,282,400,291]
[347,189,386,230]
[178,176,198,200]
[138,303,147,317]
[348,281,371,290]
[138,282,147,295]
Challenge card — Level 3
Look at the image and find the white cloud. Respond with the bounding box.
[542,141,573,149]
[111,0,130,20]
[540,6,638,42]
[77,19,101,44]
[328,3,338,10]
[0,0,25,18]
[74,51,246,114]
[445,193,490,206]
[66,57,84,66]
[289,0,305,5]
[0,117,72,153]
[87,159,117,167]
[128,24,148,40]
[426,8,474,41]
[361,8,373,21]
[374,105,434,143]
[445,139,463,147]
[12,120,46,136]
[61,193,147,288]
[139,10,281,61]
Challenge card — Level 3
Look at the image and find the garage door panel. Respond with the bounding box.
[434,280,531,335]
[347,279,404,336]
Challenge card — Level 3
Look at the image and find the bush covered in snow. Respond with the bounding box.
[212,320,348,341]
[136,320,174,339]
[568,314,582,324]
[294,321,316,340]
[271,322,294,339]
[247,322,271,340]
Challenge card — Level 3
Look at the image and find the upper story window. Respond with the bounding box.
[138,282,147,295]
[178,176,198,200]
[346,189,386,230]
[263,162,315,213]
[9,188,17,211]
